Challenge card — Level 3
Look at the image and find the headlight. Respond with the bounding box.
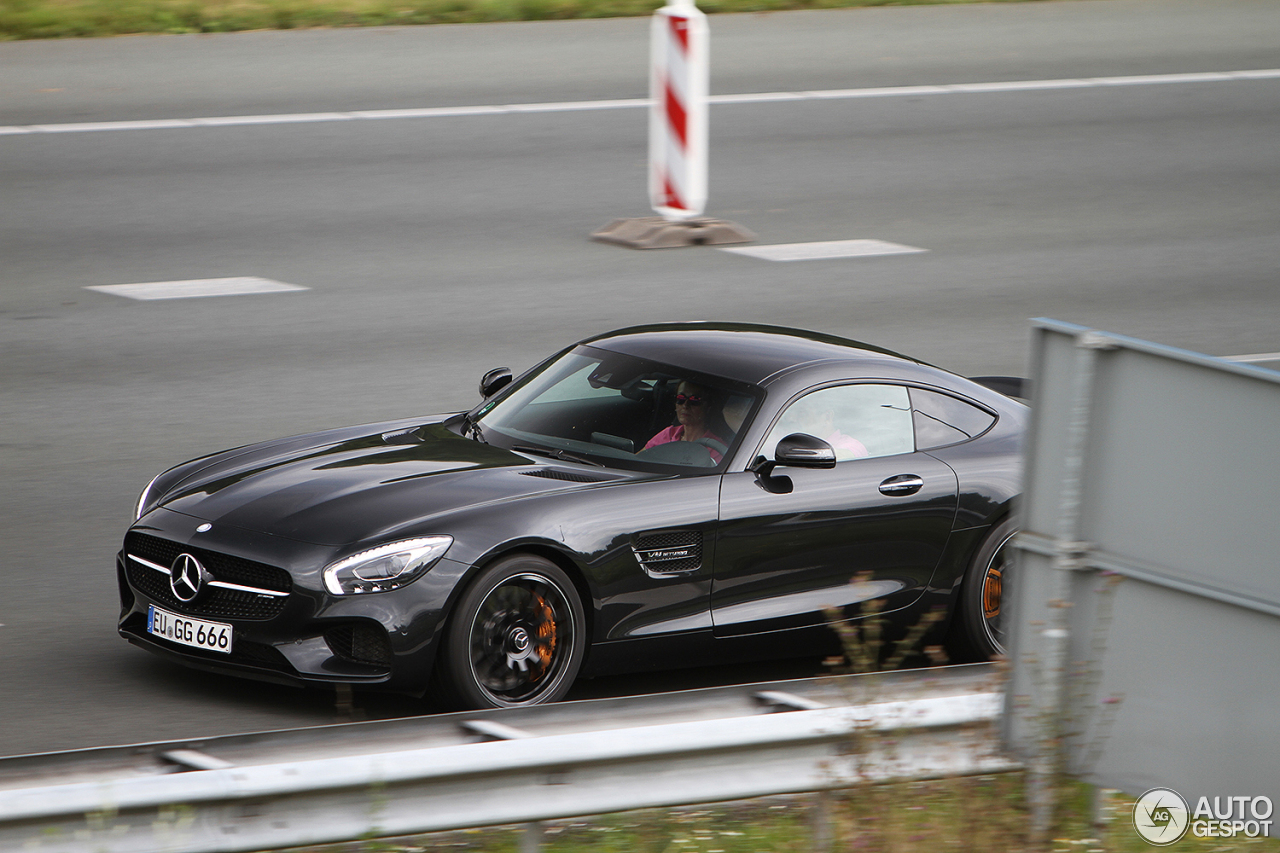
[322,536,453,595]
[135,472,164,521]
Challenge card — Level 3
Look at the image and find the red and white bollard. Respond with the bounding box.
[591,0,753,247]
[649,0,708,221]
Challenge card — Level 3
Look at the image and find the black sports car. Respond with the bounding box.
[118,323,1025,709]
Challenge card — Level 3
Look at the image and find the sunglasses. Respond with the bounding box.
[675,394,704,406]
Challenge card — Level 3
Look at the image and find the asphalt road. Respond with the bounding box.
[1,0,1277,758]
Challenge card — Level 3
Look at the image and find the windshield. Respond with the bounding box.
[472,347,758,472]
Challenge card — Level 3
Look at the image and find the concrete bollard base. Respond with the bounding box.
[591,216,755,249]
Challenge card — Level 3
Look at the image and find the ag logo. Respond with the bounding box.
[1134,787,1190,846]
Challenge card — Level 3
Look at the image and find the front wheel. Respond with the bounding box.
[435,554,586,709]
[951,518,1016,661]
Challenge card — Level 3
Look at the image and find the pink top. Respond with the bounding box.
[644,426,727,463]
[826,429,869,459]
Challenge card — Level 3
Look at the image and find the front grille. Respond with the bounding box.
[632,530,702,575]
[125,532,292,621]
[325,623,393,668]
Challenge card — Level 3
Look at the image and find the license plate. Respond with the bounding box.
[148,605,233,654]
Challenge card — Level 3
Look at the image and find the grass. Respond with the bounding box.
[0,0,1053,40]
[273,783,1280,853]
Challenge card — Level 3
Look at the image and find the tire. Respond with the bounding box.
[951,518,1016,661]
[435,554,586,709]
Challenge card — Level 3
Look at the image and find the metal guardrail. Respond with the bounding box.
[0,664,1017,853]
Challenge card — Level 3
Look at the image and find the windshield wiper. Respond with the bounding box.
[512,445,604,467]
[463,416,487,444]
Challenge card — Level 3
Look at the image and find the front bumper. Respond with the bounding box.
[116,511,467,696]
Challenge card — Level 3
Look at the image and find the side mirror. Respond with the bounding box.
[479,368,512,399]
[750,433,837,480]
[775,433,837,469]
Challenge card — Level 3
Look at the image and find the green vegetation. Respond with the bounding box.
[277,784,1280,853]
[1,0,1046,41]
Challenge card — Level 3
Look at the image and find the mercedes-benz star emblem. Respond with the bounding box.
[170,553,207,603]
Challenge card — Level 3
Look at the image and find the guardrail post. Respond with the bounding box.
[811,791,834,853]
[1090,786,1114,838]
[520,820,544,853]
[1028,331,1113,845]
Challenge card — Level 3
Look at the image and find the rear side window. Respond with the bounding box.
[764,384,914,461]
[910,388,996,450]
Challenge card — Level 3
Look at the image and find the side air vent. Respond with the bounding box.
[632,530,702,576]
[519,469,609,484]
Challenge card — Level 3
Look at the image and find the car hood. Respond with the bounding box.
[153,422,621,546]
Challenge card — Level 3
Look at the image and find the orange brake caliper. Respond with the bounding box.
[531,594,557,680]
[982,568,1003,620]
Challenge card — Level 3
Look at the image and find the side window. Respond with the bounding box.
[764,384,914,462]
[910,388,997,450]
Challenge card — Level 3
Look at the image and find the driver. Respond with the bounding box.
[644,380,728,463]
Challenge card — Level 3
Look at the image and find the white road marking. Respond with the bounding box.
[85,277,308,300]
[720,239,927,262]
[1223,352,1280,363]
[2,69,1276,136]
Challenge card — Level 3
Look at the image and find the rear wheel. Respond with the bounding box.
[951,518,1016,660]
[436,554,585,709]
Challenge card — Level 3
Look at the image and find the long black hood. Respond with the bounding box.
[151,422,622,546]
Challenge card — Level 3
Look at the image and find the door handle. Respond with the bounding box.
[879,474,924,496]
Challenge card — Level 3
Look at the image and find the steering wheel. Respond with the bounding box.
[692,437,728,457]
[635,440,718,467]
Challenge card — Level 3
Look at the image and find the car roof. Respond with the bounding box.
[579,322,928,387]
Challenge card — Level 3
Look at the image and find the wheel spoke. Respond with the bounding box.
[467,573,575,704]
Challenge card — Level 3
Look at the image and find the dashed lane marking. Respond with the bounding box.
[2,69,1276,135]
[85,277,308,300]
[720,239,927,262]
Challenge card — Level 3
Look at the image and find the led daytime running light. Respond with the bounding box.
[323,536,452,595]
[135,472,164,521]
